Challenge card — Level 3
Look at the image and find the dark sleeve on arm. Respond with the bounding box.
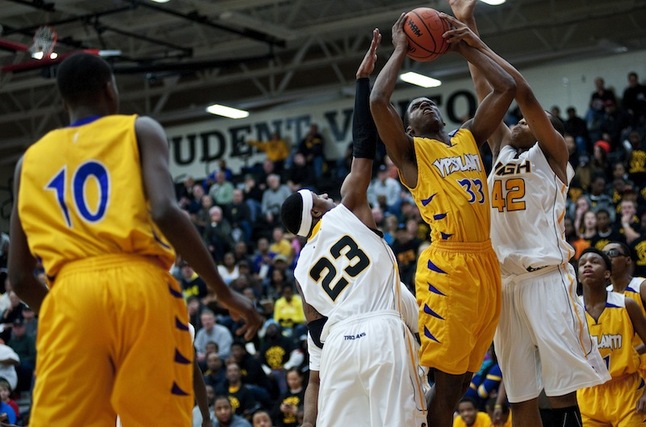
[352,77,377,159]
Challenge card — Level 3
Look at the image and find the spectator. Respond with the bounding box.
[209,171,235,208]
[225,189,253,243]
[296,124,325,179]
[251,238,276,284]
[20,305,37,339]
[271,368,304,427]
[212,394,252,427]
[452,396,490,427]
[203,206,235,263]
[0,342,19,392]
[246,131,290,173]
[180,263,209,301]
[618,198,641,244]
[7,318,35,394]
[192,384,216,427]
[591,208,624,250]
[629,210,646,276]
[215,363,259,418]
[367,164,402,216]
[218,252,240,286]
[203,352,226,391]
[564,106,590,153]
[195,310,234,363]
[252,410,273,427]
[622,71,646,126]
[0,380,18,423]
[0,233,8,270]
[599,99,631,149]
[0,293,25,344]
[260,175,291,232]
[259,322,292,395]
[588,174,615,220]
[272,285,305,334]
[626,129,646,188]
[268,228,294,265]
[285,153,316,193]
[390,222,421,291]
[241,174,264,224]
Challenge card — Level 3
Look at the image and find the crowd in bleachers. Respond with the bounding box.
[0,70,644,426]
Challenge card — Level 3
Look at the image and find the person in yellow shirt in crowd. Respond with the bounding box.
[453,397,492,427]
[272,284,305,334]
[247,131,290,172]
[269,226,295,265]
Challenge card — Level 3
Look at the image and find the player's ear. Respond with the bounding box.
[406,126,415,137]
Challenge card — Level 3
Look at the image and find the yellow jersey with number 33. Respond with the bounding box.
[403,129,490,243]
[18,114,175,280]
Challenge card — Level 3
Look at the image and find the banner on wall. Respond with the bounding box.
[165,82,478,181]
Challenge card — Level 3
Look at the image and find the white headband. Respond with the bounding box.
[297,189,314,237]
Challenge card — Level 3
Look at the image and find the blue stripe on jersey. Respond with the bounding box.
[605,302,621,308]
[171,382,190,396]
[421,193,436,206]
[428,283,446,296]
[427,259,447,274]
[424,326,440,343]
[424,304,444,320]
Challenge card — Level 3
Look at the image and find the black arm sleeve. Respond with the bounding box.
[352,77,377,159]
[307,316,328,349]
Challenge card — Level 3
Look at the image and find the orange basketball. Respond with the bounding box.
[404,7,450,62]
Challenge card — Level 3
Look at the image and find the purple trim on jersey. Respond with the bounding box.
[428,283,445,295]
[433,213,447,220]
[427,259,447,274]
[175,317,189,331]
[424,326,440,343]
[639,378,645,389]
[171,382,190,396]
[424,304,444,320]
[440,232,453,240]
[153,229,172,249]
[605,302,621,308]
[168,284,183,298]
[174,349,191,364]
[421,193,436,206]
[68,115,102,127]
[627,286,639,293]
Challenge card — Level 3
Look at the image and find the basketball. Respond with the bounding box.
[404,7,450,62]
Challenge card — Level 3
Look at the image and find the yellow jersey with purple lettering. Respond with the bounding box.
[18,114,175,280]
[403,129,490,243]
[584,291,640,378]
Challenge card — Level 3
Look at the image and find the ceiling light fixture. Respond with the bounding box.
[149,0,171,3]
[400,72,442,88]
[206,104,249,119]
[480,0,506,5]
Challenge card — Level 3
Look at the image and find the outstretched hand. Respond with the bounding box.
[356,28,381,79]
[440,13,484,49]
[221,291,263,341]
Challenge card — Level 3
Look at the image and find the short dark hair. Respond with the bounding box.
[57,53,113,105]
[580,247,612,272]
[281,192,304,235]
[457,396,478,409]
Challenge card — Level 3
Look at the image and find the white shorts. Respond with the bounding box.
[493,264,610,403]
[317,310,427,427]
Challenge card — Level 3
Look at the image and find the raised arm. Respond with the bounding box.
[449,0,511,158]
[135,116,262,340]
[341,28,381,230]
[444,9,569,182]
[370,13,416,181]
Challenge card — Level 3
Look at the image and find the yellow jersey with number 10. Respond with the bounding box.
[18,114,175,280]
[403,129,490,243]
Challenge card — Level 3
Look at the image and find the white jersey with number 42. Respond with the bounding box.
[488,144,575,276]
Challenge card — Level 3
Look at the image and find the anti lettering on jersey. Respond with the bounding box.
[493,160,532,176]
[594,334,623,350]
[432,154,481,178]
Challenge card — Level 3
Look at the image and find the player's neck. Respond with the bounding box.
[68,105,111,125]
[610,274,631,291]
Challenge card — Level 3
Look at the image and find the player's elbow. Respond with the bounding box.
[150,200,181,227]
[369,90,389,111]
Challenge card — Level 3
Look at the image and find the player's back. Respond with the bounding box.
[18,115,175,280]
[294,204,399,333]
[405,129,490,243]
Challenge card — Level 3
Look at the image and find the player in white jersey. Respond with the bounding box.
[281,29,426,427]
[446,2,610,427]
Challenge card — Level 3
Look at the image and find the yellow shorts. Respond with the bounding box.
[416,240,501,374]
[577,372,645,426]
[30,254,193,427]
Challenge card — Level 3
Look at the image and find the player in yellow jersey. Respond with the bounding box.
[604,242,646,370]
[447,2,609,426]
[370,12,515,427]
[8,53,261,426]
[577,247,646,425]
